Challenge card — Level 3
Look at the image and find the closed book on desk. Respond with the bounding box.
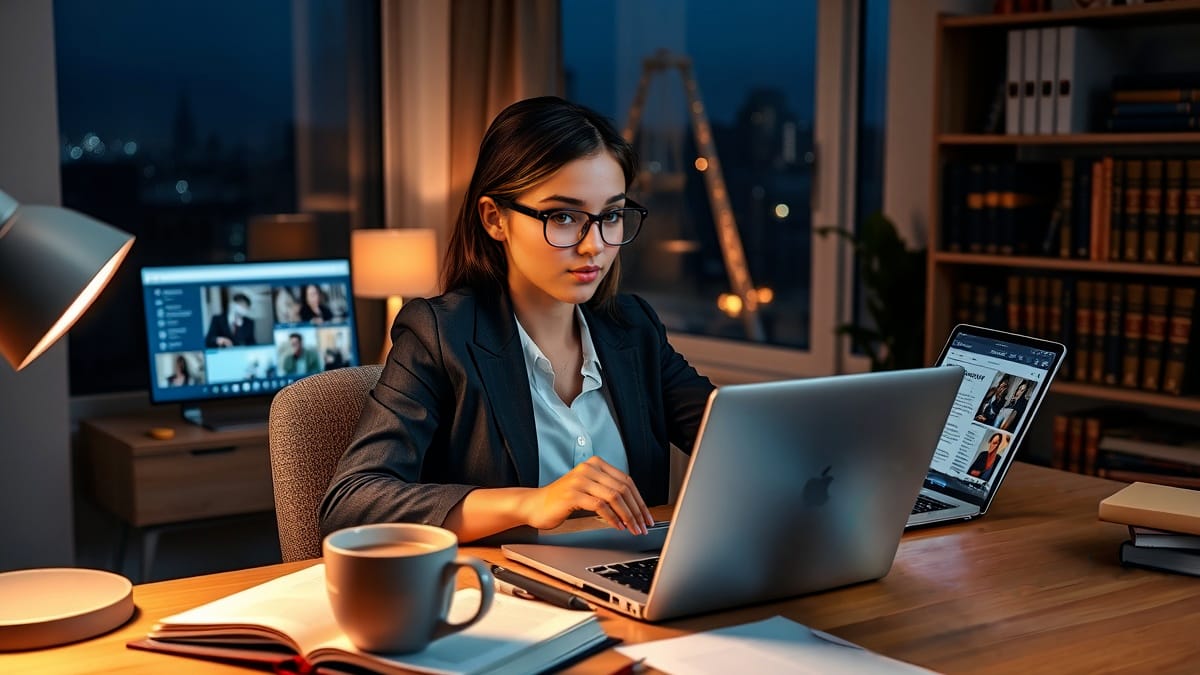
[127,564,608,675]
[1129,526,1200,550]
[1099,481,1200,536]
[1119,541,1200,577]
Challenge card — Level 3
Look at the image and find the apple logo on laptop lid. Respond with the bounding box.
[802,465,833,508]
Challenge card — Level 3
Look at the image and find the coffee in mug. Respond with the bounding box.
[323,523,494,653]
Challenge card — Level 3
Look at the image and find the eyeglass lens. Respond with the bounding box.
[544,209,644,247]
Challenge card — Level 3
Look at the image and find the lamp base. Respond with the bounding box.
[380,295,404,364]
[0,568,134,651]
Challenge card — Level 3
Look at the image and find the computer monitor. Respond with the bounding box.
[140,259,361,429]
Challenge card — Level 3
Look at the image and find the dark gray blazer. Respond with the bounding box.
[318,288,714,537]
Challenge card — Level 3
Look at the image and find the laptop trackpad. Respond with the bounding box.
[535,521,669,551]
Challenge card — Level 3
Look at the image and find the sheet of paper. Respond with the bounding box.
[615,616,936,675]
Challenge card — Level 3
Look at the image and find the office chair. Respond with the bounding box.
[268,364,383,562]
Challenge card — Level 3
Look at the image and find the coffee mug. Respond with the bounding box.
[323,523,494,653]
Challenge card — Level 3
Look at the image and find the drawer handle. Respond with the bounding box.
[190,446,237,456]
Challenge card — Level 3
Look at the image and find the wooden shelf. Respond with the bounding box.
[941,0,1200,29]
[1053,381,1200,413]
[939,132,1200,146]
[932,252,1200,277]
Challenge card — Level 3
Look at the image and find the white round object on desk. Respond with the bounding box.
[0,568,134,651]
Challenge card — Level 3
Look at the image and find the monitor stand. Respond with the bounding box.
[181,398,272,432]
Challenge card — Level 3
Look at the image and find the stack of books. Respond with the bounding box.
[1099,481,1200,577]
[1106,73,1200,133]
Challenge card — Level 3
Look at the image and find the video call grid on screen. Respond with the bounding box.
[141,259,360,404]
[931,332,1059,502]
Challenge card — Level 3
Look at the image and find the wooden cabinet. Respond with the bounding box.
[926,2,1200,416]
[81,413,273,527]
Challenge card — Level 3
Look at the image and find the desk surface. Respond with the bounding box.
[5,463,1198,674]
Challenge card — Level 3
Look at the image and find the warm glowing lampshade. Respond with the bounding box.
[351,228,438,361]
[0,189,135,371]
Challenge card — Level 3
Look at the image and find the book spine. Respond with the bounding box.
[1105,116,1200,132]
[1068,415,1085,474]
[966,163,986,254]
[1051,413,1070,469]
[1162,159,1184,264]
[1122,283,1146,389]
[1162,287,1197,396]
[954,281,974,326]
[1111,89,1200,104]
[1059,158,1075,258]
[1048,277,1064,341]
[984,164,1002,255]
[1183,160,1200,264]
[1083,416,1103,475]
[1104,281,1124,386]
[1074,159,1094,259]
[998,163,1018,255]
[1090,280,1109,385]
[1142,285,1171,391]
[1007,274,1023,333]
[1060,277,1077,380]
[1142,160,1164,263]
[1110,101,1197,116]
[1074,280,1094,382]
[972,284,989,326]
[1024,275,1038,336]
[1108,158,1125,262]
[942,163,960,252]
[1123,159,1144,263]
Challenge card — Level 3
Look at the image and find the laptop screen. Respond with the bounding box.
[927,326,1064,506]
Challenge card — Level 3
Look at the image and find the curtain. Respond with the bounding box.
[447,0,562,225]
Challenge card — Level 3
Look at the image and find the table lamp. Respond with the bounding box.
[351,228,438,362]
[0,187,137,651]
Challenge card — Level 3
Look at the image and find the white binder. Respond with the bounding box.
[1037,27,1058,134]
[1021,28,1040,135]
[1006,30,1024,135]
[1056,26,1113,134]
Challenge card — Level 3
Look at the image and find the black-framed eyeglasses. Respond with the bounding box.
[490,196,647,248]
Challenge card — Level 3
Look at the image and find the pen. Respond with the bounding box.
[491,564,592,611]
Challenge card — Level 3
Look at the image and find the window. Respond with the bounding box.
[53,0,382,395]
[562,0,885,380]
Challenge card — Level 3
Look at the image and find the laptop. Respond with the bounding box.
[503,366,964,622]
[907,324,1066,527]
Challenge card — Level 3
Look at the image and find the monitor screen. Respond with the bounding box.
[140,259,360,405]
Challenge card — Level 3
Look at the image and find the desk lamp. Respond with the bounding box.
[351,228,438,362]
[0,188,136,651]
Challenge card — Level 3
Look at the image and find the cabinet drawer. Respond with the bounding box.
[128,443,273,526]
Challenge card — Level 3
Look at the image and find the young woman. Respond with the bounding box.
[320,97,714,543]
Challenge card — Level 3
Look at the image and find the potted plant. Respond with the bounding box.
[817,211,927,371]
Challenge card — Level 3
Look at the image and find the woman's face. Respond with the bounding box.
[989,434,1002,452]
[484,152,626,310]
[305,285,321,306]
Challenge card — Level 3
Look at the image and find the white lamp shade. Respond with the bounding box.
[351,228,439,299]
[0,190,135,371]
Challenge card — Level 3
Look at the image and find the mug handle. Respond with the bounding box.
[433,555,495,639]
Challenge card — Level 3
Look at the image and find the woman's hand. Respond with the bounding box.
[520,457,655,534]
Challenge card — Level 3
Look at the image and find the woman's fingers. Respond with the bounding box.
[576,458,653,534]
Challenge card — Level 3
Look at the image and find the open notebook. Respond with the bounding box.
[128,564,609,675]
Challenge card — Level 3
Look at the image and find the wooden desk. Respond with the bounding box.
[6,463,1198,674]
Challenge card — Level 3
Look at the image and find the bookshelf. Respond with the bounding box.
[926,3,1200,479]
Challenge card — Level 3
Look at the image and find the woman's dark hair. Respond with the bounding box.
[442,96,638,315]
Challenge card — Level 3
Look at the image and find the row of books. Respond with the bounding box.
[1104,72,1200,132]
[952,275,1200,394]
[1099,481,1200,578]
[941,157,1200,264]
[1050,407,1200,488]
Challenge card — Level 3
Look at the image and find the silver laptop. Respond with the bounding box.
[503,367,963,622]
[907,325,1066,527]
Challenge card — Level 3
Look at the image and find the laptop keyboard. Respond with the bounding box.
[912,494,955,514]
[588,556,660,594]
